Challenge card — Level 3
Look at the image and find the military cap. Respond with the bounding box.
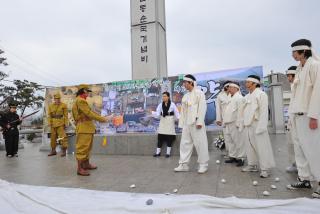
[53,93,61,99]
[77,84,92,92]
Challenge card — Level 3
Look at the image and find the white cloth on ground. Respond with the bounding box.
[1,179,320,214]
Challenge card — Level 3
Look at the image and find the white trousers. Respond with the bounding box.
[179,124,209,166]
[293,114,320,181]
[244,121,275,171]
[287,114,297,165]
[225,122,246,159]
[220,126,228,153]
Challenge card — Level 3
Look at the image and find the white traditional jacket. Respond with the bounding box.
[155,102,180,135]
[179,88,207,128]
[223,91,244,126]
[155,102,180,119]
[290,57,320,120]
[243,88,269,134]
[215,91,230,122]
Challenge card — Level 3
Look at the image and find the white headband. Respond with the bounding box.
[286,70,296,75]
[292,45,311,51]
[292,45,320,61]
[224,83,230,87]
[246,77,260,84]
[228,83,240,89]
[183,77,194,82]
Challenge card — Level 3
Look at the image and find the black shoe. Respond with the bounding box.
[225,157,236,163]
[153,153,161,157]
[236,159,244,167]
[165,154,170,158]
[287,180,312,190]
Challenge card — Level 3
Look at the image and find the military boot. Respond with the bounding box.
[60,147,67,157]
[77,160,90,176]
[83,159,97,170]
[48,149,57,156]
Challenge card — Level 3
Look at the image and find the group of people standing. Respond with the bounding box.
[152,73,273,176]
[44,39,319,198]
[151,39,320,199]
[216,75,275,178]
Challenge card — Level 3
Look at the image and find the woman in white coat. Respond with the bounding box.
[153,92,180,158]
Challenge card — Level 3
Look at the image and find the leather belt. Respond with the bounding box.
[51,115,63,119]
[77,118,91,123]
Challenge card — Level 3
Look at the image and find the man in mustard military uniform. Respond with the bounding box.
[47,93,69,157]
[72,84,111,176]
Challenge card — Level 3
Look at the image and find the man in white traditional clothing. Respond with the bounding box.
[174,74,210,174]
[286,39,320,199]
[285,66,298,173]
[215,81,231,156]
[223,82,246,167]
[241,75,275,178]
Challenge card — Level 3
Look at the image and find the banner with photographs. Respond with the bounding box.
[44,66,263,134]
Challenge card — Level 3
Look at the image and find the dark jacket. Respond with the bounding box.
[1,111,22,135]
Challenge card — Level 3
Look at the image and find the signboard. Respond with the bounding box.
[44,66,263,134]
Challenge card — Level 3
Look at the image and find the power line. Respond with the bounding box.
[5,61,61,86]
[0,43,68,85]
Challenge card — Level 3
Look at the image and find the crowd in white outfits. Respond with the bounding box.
[153,39,319,199]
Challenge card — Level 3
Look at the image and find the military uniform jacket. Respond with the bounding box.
[72,97,105,134]
[48,103,68,128]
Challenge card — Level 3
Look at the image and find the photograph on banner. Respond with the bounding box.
[99,79,174,134]
[44,84,104,133]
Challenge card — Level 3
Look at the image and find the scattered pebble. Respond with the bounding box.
[162,209,171,214]
[270,185,277,189]
[164,192,170,195]
[216,160,220,164]
[221,179,226,184]
[173,189,178,193]
[146,199,153,205]
[263,191,270,196]
[130,184,136,188]
[252,181,258,186]
[275,177,280,182]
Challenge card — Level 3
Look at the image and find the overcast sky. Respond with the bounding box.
[0,0,319,87]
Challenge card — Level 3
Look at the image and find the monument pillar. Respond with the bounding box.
[130,0,168,80]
